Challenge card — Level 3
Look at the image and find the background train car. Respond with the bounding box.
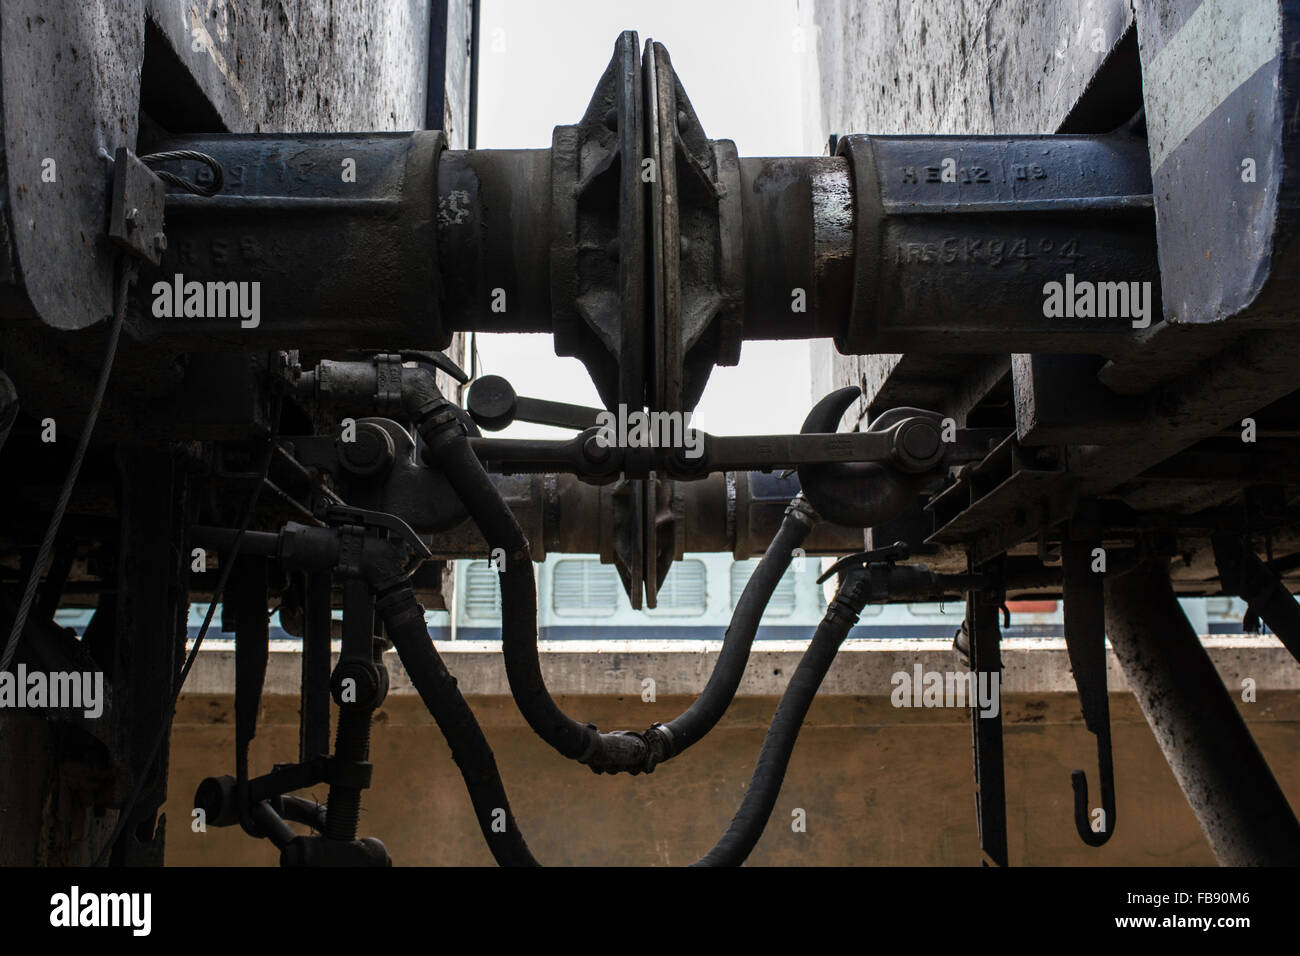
[47,556,1253,643]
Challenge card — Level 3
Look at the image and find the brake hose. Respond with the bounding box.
[371,529,869,867]
[693,569,871,866]
[366,552,539,867]
[407,370,818,775]
[647,496,817,760]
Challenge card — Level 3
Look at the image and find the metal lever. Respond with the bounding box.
[359,349,470,384]
[816,541,910,584]
[1212,532,1300,663]
[467,374,602,431]
[1062,525,1117,847]
[323,504,432,561]
[966,570,1008,866]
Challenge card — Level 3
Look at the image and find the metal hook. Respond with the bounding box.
[1071,726,1116,847]
[794,387,948,528]
[1062,527,1117,847]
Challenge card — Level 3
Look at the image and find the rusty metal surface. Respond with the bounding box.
[550,31,646,412]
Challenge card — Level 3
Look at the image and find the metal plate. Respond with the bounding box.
[107,148,166,266]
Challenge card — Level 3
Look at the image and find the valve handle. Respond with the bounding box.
[816,541,910,584]
[324,504,432,560]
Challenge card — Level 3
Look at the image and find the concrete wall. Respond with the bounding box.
[163,639,1300,865]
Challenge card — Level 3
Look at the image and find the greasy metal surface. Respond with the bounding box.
[739,156,853,340]
[796,388,945,528]
[417,469,861,562]
[466,375,601,431]
[437,149,553,333]
[810,0,1141,415]
[0,0,442,331]
[9,0,1300,869]
[808,0,1300,597]
[291,419,468,534]
[836,130,1158,355]
[134,132,447,350]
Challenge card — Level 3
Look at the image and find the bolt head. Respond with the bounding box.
[331,660,382,708]
[583,434,612,464]
[896,419,943,470]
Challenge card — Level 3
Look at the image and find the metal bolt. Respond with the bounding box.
[895,419,944,471]
[153,233,168,253]
[124,207,139,229]
[337,422,394,477]
[583,434,612,464]
[901,420,941,461]
[331,660,383,709]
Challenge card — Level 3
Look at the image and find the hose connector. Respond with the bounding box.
[824,568,874,627]
[784,492,819,529]
[582,728,661,776]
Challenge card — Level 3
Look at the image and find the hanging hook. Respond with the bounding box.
[1071,723,1116,847]
[1062,518,1117,847]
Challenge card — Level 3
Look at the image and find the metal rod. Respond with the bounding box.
[299,571,333,763]
[966,575,1008,867]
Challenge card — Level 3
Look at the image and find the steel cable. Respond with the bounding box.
[139,149,224,197]
[1,258,139,674]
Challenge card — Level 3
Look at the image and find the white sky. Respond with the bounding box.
[474,0,826,438]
